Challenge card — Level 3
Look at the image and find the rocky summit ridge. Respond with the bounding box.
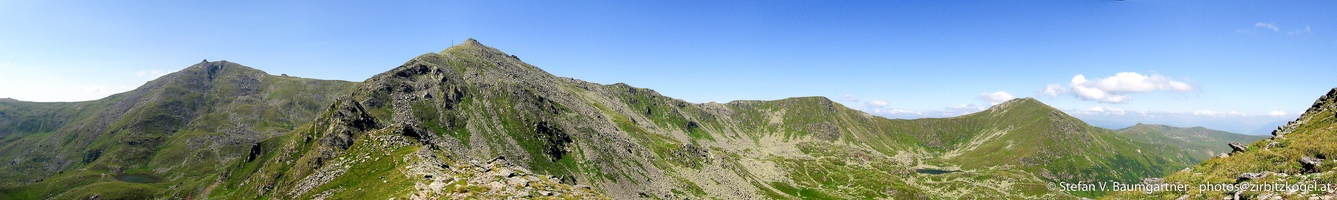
[0,39,1268,199]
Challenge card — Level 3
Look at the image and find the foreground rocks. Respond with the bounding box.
[410,156,604,199]
[1300,157,1324,173]
[1228,142,1248,154]
[1235,172,1266,183]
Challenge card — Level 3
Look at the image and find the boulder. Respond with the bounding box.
[1141,177,1164,184]
[1301,156,1323,173]
[1237,172,1266,183]
[1228,142,1248,154]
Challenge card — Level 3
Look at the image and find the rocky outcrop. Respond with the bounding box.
[1300,156,1323,173]
[316,98,380,153]
[246,143,262,163]
[410,156,604,199]
[808,121,841,141]
[1141,177,1164,184]
[534,121,572,162]
[1271,88,1337,139]
[1236,172,1266,183]
[1227,142,1247,154]
[669,143,711,168]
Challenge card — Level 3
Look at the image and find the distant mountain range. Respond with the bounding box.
[1115,124,1267,165]
[0,39,1272,199]
[1079,114,1289,136]
[1112,88,1337,199]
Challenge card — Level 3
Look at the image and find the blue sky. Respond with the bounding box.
[1,1,1334,134]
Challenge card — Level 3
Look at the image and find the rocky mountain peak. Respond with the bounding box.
[461,38,483,47]
[987,97,1052,113]
[443,38,506,56]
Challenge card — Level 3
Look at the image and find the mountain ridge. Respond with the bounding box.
[0,39,1259,199]
[1113,123,1267,169]
[218,40,1208,199]
[0,61,357,199]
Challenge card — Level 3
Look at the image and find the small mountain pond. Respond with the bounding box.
[114,174,163,183]
[914,168,961,175]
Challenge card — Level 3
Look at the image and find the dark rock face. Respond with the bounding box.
[535,121,572,161]
[82,149,102,164]
[1228,142,1248,154]
[1301,156,1323,173]
[685,121,700,133]
[246,143,262,163]
[320,98,380,151]
[305,97,382,172]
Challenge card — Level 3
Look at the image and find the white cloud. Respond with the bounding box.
[857,99,924,117]
[948,104,985,110]
[1073,109,1302,135]
[1083,106,1126,115]
[1289,26,1312,35]
[870,108,921,115]
[842,94,859,102]
[862,102,990,119]
[939,104,986,116]
[1086,106,1105,112]
[1267,111,1288,117]
[1072,108,1288,118]
[977,91,1014,105]
[1191,110,1247,117]
[1256,22,1280,32]
[866,100,889,108]
[1041,72,1196,103]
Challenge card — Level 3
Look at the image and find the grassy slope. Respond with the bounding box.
[1115,124,1267,164]
[1110,88,1337,199]
[923,99,1200,197]
[0,62,355,199]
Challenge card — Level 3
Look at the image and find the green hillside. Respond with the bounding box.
[0,61,355,199]
[0,39,1261,199]
[1115,124,1267,164]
